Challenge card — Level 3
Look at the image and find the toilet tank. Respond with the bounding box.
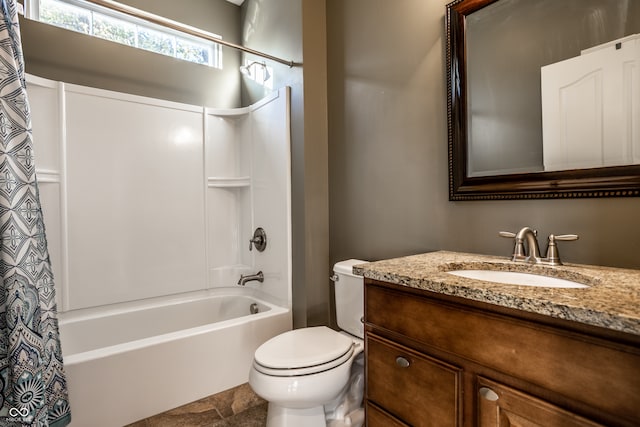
[333,259,367,339]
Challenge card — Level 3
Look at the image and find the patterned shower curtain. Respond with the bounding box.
[0,0,71,426]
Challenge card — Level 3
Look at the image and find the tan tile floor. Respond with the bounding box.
[126,383,267,427]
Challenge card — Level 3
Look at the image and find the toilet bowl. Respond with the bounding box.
[249,259,367,427]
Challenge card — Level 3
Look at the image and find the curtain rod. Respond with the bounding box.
[83,0,296,67]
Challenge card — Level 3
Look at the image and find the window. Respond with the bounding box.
[26,0,222,68]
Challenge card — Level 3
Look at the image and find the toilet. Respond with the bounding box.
[249,259,367,427]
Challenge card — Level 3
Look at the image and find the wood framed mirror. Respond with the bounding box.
[446,0,640,201]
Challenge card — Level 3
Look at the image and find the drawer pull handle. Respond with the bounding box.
[479,387,499,402]
[395,356,410,368]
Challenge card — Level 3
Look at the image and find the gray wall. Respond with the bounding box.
[20,0,241,107]
[326,0,640,299]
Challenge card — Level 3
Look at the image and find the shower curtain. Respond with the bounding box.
[0,0,71,426]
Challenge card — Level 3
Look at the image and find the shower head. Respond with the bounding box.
[240,61,270,82]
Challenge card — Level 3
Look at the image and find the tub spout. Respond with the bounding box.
[237,271,264,286]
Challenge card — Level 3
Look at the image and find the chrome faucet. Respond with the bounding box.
[500,227,578,266]
[500,227,542,263]
[237,271,264,286]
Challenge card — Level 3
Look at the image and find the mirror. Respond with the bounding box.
[446,0,640,200]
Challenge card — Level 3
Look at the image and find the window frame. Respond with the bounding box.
[26,0,223,68]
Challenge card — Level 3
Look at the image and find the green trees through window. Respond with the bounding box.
[33,0,221,68]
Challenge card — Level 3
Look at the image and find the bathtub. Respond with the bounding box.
[58,288,291,427]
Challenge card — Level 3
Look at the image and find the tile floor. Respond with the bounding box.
[125,383,267,427]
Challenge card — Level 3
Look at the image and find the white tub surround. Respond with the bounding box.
[27,74,292,312]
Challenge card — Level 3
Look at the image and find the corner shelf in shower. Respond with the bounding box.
[207,176,251,188]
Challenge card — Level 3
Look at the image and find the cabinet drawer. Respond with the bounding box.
[366,334,461,427]
[366,402,409,427]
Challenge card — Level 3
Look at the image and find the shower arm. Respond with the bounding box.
[83,0,298,68]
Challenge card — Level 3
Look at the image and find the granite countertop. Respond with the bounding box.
[354,251,640,336]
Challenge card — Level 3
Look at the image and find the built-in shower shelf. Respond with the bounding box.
[207,176,251,188]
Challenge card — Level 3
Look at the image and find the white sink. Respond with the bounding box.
[447,270,589,288]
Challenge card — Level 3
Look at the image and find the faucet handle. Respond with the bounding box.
[544,234,579,265]
[249,227,267,252]
[553,234,579,241]
[499,231,527,260]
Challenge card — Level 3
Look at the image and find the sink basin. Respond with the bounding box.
[447,270,589,288]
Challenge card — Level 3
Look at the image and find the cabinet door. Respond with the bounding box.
[477,378,604,427]
[367,335,461,426]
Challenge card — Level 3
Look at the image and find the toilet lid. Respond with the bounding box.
[254,326,353,369]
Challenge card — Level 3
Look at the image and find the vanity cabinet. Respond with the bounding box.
[364,279,640,427]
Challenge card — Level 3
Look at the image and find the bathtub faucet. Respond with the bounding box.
[237,271,264,286]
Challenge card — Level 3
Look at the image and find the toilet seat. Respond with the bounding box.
[253,326,355,377]
[254,346,354,377]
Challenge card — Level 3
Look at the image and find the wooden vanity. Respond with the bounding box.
[355,252,640,427]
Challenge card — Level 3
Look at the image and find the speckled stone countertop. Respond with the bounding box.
[353,251,640,336]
